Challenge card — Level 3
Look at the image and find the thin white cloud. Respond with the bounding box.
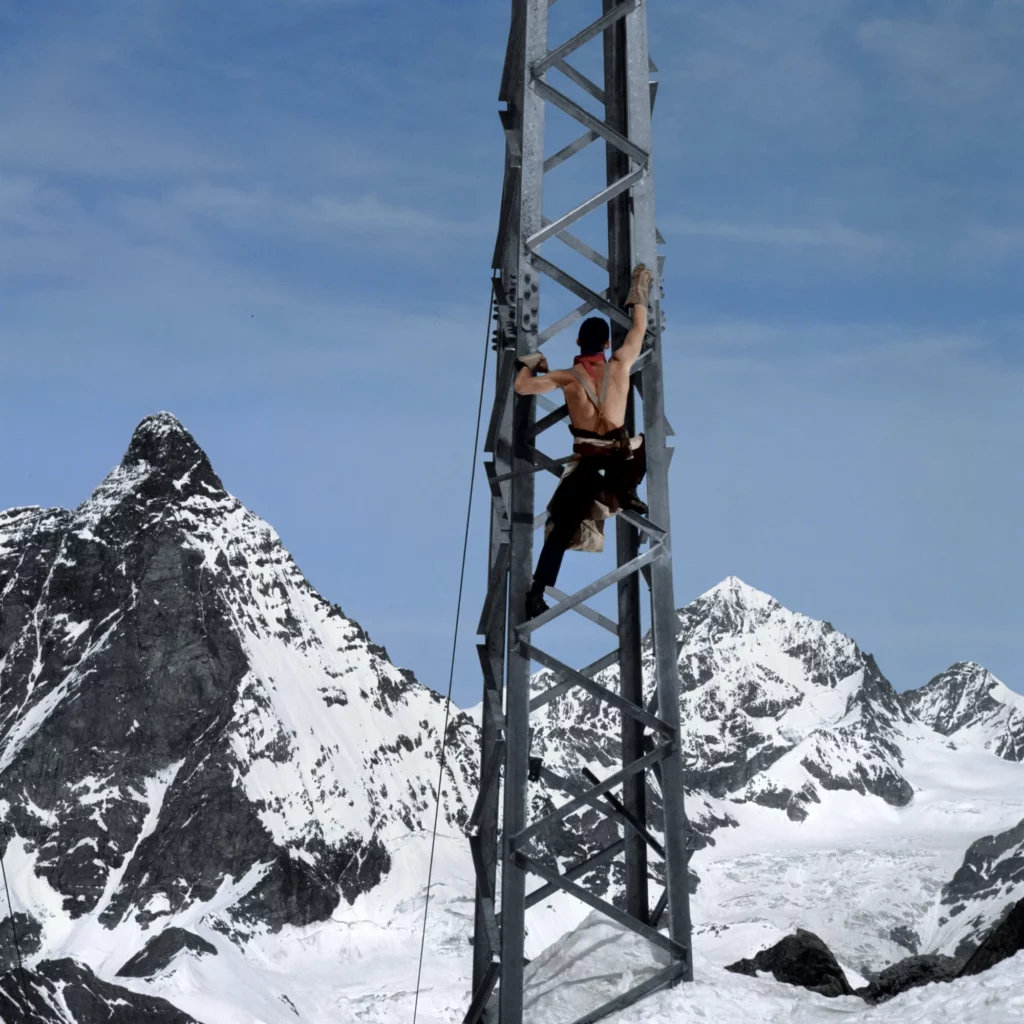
[167,183,486,239]
[677,319,996,362]
[671,320,1021,398]
[300,194,478,235]
[671,217,887,253]
[857,11,1021,101]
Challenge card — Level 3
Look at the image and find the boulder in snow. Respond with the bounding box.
[857,953,963,1004]
[725,928,854,998]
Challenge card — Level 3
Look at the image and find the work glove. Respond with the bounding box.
[626,263,654,308]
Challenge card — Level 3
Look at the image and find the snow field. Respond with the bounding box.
[522,913,1024,1024]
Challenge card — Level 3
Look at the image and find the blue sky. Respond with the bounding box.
[1,0,1020,706]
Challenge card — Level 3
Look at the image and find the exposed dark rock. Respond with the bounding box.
[888,924,921,954]
[749,784,794,812]
[960,898,1024,977]
[800,748,914,807]
[0,913,42,973]
[117,927,217,978]
[0,957,199,1023]
[787,782,821,822]
[943,818,1024,909]
[750,782,821,822]
[725,928,855,998]
[857,953,963,1004]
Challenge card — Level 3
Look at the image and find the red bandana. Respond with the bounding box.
[573,353,607,384]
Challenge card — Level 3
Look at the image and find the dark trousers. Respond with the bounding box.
[532,449,646,593]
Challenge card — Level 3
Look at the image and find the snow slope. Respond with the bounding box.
[521,913,1024,1024]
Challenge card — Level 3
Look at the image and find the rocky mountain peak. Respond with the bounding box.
[78,413,226,524]
[679,576,783,642]
[905,662,1024,763]
[906,663,1024,733]
[706,575,779,612]
[118,412,225,497]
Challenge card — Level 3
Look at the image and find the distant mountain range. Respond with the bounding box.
[0,414,1020,1023]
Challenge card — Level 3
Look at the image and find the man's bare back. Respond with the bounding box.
[513,293,648,432]
[513,265,654,619]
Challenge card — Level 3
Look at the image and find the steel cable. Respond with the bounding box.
[411,281,494,1023]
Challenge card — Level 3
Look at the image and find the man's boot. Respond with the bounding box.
[626,263,653,308]
[525,583,550,621]
[623,490,648,515]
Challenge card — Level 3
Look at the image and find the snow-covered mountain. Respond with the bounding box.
[0,413,478,1021]
[525,575,1024,976]
[1,413,1021,1023]
[905,662,1024,762]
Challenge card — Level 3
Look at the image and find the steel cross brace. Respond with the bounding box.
[510,742,672,848]
[540,766,665,861]
[513,852,686,959]
[468,1,694,1021]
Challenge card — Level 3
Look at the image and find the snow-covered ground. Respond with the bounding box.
[523,914,1024,1023]
[693,723,1024,973]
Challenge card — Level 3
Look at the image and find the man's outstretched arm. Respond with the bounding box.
[611,264,653,371]
[514,361,575,395]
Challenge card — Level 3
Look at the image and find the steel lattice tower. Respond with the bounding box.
[467,2,692,1022]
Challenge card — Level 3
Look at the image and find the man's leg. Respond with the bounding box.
[527,461,601,619]
[608,443,648,514]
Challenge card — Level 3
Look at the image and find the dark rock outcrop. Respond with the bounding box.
[936,818,1024,958]
[944,818,1024,910]
[857,953,963,1004]
[725,928,855,998]
[960,898,1024,977]
[0,913,42,973]
[0,957,200,1023]
[888,924,921,954]
[117,926,218,977]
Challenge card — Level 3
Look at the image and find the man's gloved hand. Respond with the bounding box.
[626,263,654,309]
[519,353,549,373]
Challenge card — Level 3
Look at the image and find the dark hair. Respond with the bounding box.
[577,317,609,355]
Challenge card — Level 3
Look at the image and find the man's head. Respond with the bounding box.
[577,316,609,355]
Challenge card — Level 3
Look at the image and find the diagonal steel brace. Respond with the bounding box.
[522,642,672,735]
[511,742,671,848]
[514,851,687,959]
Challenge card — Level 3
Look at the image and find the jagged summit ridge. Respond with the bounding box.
[80,413,226,522]
[687,575,782,638]
[703,575,779,609]
[527,573,916,854]
[123,412,220,478]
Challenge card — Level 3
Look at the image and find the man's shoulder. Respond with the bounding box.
[549,367,579,384]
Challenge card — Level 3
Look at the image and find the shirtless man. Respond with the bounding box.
[514,264,653,620]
